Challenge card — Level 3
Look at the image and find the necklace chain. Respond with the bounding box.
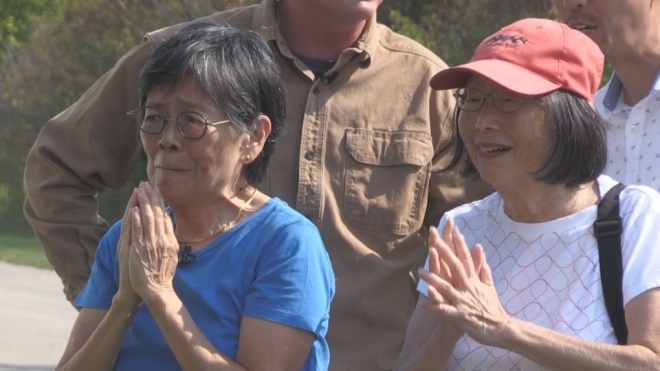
[176,187,258,245]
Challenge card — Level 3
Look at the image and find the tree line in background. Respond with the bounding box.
[4,0,608,233]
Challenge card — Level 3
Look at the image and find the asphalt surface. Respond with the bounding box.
[0,261,78,371]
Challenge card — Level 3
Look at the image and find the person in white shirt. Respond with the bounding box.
[553,0,660,191]
[394,18,660,371]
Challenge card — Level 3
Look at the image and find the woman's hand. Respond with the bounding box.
[418,219,510,347]
[128,182,179,304]
[115,188,142,311]
[422,219,465,340]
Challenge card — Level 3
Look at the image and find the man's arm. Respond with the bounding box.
[23,40,154,303]
[425,87,493,227]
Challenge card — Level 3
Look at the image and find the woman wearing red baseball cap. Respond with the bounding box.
[395,18,660,370]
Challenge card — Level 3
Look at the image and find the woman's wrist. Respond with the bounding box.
[440,318,465,343]
[141,288,179,312]
[488,316,519,349]
[418,295,464,343]
[112,291,142,315]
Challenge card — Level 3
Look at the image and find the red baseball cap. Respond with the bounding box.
[429,18,604,102]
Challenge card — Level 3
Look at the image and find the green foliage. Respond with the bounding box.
[378,1,613,87]
[0,234,51,269]
[602,63,614,88]
[0,0,616,233]
[0,183,9,212]
[379,0,554,66]
[0,0,257,230]
[0,0,61,52]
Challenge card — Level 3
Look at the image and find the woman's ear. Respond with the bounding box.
[240,115,272,164]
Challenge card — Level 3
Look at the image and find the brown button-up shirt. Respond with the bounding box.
[23,1,491,370]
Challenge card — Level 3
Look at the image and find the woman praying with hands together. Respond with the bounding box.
[57,24,334,371]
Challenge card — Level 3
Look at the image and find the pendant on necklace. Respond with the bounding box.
[178,244,197,265]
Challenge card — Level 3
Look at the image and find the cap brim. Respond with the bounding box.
[430,59,561,96]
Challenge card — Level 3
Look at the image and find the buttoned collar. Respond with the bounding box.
[601,68,660,112]
[251,0,377,67]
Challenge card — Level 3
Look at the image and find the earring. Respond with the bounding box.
[244,154,251,161]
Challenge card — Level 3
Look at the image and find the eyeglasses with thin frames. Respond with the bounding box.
[127,106,231,140]
[453,87,540,113]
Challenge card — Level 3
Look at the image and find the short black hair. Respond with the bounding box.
[445,89,608,188]
[138,23,286,186]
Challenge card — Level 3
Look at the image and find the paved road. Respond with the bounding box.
[0,261,78,371]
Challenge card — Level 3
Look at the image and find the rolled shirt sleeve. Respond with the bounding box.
[23,40,154,303]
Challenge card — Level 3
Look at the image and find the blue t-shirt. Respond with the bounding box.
[76,198,335,371]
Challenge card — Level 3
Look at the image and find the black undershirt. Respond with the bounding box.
[293,52,336,79]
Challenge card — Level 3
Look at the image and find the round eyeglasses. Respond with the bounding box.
[127,106,231,140]
[453,87,539,113]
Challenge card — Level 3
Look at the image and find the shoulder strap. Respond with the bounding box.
[593,182,628,345]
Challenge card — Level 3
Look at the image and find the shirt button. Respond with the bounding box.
[631,124,640,134]
[312,86,320,94]
[305,149,314,160]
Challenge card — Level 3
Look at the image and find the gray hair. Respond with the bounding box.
[138,23,287,185]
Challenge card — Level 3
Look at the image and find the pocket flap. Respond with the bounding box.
[346,128,434,166]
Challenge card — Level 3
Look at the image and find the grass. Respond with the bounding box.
[0,234,52,270]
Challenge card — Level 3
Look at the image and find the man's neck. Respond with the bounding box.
[610,50,660,107]
[277,1,369,60]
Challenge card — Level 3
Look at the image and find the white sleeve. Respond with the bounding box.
[417,215,449,297]
[620,187,660,306]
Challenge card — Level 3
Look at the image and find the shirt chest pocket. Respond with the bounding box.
[343,128,434,236]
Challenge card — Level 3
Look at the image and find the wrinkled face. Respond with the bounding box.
[552,0,659,59]
[140,77,244,204]
[310,0,383,22]
[458,75,553,188]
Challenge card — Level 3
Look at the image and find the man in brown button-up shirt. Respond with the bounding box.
[23,0,490,370]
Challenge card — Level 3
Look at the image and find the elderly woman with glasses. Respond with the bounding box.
[56,24,334,371]
[394,18,660,371]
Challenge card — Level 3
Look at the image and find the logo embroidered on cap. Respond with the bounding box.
[485,34,532,49]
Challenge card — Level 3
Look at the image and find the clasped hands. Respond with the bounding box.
[115,182,179,310]
[418,218,511,346]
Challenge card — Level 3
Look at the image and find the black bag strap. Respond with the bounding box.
[593,182,628,345]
